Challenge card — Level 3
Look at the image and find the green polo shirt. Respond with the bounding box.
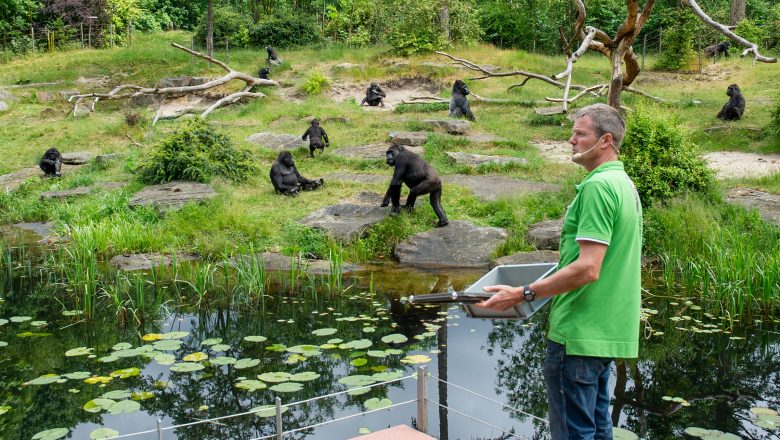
[547,161,643,359]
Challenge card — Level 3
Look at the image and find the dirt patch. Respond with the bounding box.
[703,151,780,179]
[327,77,444,111]
[635,63,738,85]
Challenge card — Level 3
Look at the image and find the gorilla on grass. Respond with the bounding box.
[449,79,475,121]
[361,83,386,107]
[39,147,62,177]
[269,151,324,196]
[716,84,745,121]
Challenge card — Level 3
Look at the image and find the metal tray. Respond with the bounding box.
[461,263,557,319]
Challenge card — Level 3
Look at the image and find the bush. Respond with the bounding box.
[734,19,768,52]
[621,106,715,207]
[250,15,323,49]
[193,5,253,49]
[300,72,330,96]
[654,8,697,71]
[770,93,780,138]
[136,118,256,184]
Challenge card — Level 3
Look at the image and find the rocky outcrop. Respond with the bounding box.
[492,250,560,267]
[129,181,218,213]
[423,119,471,135]
[443,175,561,202]
[525,219,563,250]
[388,131,429,146]
[300,192,389,243]
[111,253,199,271]
[230,252,364,275]
[394,220,507,268]
[61,151,95,165]
[725,188,780,227]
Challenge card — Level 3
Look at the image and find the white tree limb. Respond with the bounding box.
[554,26,598,112]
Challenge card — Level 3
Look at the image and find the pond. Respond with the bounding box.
[0,238,779,439]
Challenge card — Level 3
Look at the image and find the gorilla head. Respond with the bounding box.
[278,150,294,167]
[452,79,470,96]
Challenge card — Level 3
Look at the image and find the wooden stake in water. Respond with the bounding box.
[275,396,283,439]
[417,365,428,433]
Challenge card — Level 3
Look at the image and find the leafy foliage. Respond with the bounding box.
[385,0,481,55]
[300,71,330,96]
[654,7,698,71]
[770,91,780,138]
[250,15,323,48]
[136,118,256,184]
[325,0,377,47]
[621,106,715,207]
[193,5,252,48]
[734,18,769,50]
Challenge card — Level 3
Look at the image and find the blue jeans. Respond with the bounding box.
[543,340,614,440]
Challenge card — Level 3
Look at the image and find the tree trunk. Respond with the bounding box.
[206,0,214,57]
[608,49,625,109]
[729,0,745,26]
[438,2,450,42]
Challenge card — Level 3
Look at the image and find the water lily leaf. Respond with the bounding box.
[338,375,376,387]
[152,340,182,351]
[385,349,403,355]
[287,345,322,356]
[372,371,405,382]
[0,319,8,326]
[755,417,780,430]
[198,405,208,411]
[235,379,267,391]
[258,372,291,383]
[347,387,371,396]
[101,390,131,400]
[327,338,344,344]
[65,347,93,357]
[244,335,268,343]
[111,367,140,379]
[99,355,119,363]
[401,354,431,364]
[90,427,119,439]
[251,404,288,418]
[319,343,338,350]
[751,407,778,416]
[154,353,176,365]
[350,351,367,359]
[366,350,388,358]
[684,427,716,438]
[358,428,371,434]
[60,371,91,380]
[266,343,287,352]
[108,399,140,415]
[183,352,209,362]
[16,331,52,338]
[201,338,222,346]
[84,398,116,413]
[211,344,231,352]
[141,333,162,341]
[290,372,320,382]
[9,316,32,323]
[62,310,82,317]
[84,376,113,385]
[31,321,47,327]
[112,343,132,351]
[362,327,376,333]
[113,348,142,358]
[270,382,303,393]
[381,334,408,344]
[613,427,639,440]
[32,428,69,440]
[312,328,337,336]
[210,356,238,366]
[131,391,155,401]
[0,341,6,348]
[342,339,373,350]
[285,354,307,365]
[170,362,205,373]
[351,358,368,367]
[235,358,261,369]
[364,398,392,410]
[0,405,10,415]
[25,374,62,385]
[159,331,189,340]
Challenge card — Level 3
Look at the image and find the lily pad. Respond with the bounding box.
[110,367,140,379]
[31,321,48,327]
[25,374,62,385]
[258,372,292,383]
[327,338,343,344]
[372,371,406,382]
[381,334,408,344]
[183,352,209,362]
[84,376,113,385]
[401,354,431,364]
[366,350,388,358]
[201,338,223,346]
[131,391,155,401]
[290,372,320,382]
[112,342,132,351]
[61,371,91,380]
[154,353,176,365]
[613,427,639,440]
[266,343,287,352]
[62,310,83,317]
[101,390,131,400]
[235,379,267,392]
[287,345,322,356]
[99,355,119,363]
[210,356,238,366]
[338,375,376,387]
[244,335,268,343]
[351,358,368,367]
[10,316,32,323]
[234,358,261,369]
[347,387,371,396]
[84,398,116,413]
[342,339,373,350]
[90,427,119,439]
[170,362,205,373]
[285,354,307,365]
[751,407,778,416]
[32,428,69,440]
[270,382,303,393]
[141,333,162,341]
[108,399,141,415]
[65,347,93,357]
[153,340,183,351]
[251,404,288,418]
[312,328,338,336]
[211,344,231,352]
[159,331,189,340]
[364,398,392,410]
[0,319,7,326]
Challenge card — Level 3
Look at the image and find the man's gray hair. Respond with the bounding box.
[573,104,626,151]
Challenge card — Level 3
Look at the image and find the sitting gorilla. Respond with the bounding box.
[380,144,449,227]
[266,46,281,65]
[269,151,324,196]
[717,84,745,121]
[361,83,386,107]
[302,119,330,158]
[39,147,62,177]
[704,41,730,58]
[258,67,270,80]
[449,79,475,121]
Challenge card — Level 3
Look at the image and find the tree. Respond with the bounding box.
[729,0,745,26]
[206,0,213,56]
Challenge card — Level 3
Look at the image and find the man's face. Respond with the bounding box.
[569,116,599,165]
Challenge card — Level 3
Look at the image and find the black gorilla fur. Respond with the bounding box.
[301,119,329,158]
[449,79,475,121]
[266,46,279,62]
[259,67,270,80]
[39,147,62,177]
[380,144,449,227]
[269,151,324,196]
[717,84,745,121]
[705,41,730,57]
[361,83,386,107]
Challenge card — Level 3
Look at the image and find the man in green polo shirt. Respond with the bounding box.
[479,103,642,440]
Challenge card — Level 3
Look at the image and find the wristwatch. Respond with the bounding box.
[522,285,536,303]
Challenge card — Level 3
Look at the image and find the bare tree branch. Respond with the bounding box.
[554,26,598,112]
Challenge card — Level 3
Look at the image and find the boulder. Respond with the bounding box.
[445,152,528,167]
[36,91,54,102]
[40,182,125,200]
[388,131,429,146]
[423,119,471,135]
[0,101,8,113]
[492,250,560,267]
[525,219,563,250]
[61,151,95,165]
[394,220,507,268]
[111,253,199,271]
[157,77,192,88]
[131,94,158,107]
[331,143,423,160]
[246,132,308,151]
[725,188,780,227]
[230,252,364,275]
[0,168,41,193]
[466,133,506,143]
[443,175,561,202]
[129,181,218,213]
[300,194,390,243]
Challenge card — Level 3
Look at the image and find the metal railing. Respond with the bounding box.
[105,366,546,439]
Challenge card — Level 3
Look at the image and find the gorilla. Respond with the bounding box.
[302,119,329,158]
[380,144,449,228]
[705,41,730,58]
[449,79,475,121]
[269,151,324,196]
[266,46,281,65]
[716,84,745,121]
[39,147,62,177]
[361,83,386,107]
[258,67,270,80]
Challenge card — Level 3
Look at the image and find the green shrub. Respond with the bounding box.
[300,72,330,96]
[250,15,323,49]
[136,118,256,184]
[734,19,768,52]
[654,8,697,71]
[193,5,253,49]
[621,106,715,207]
[770,93,780,138]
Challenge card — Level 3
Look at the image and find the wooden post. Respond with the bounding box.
[642,34,647,70]
[416,366,428,433]
[80,22,84,49]
[225,39,229,64]
[658,27,662,55]
[697,36,703,73]
[275,397,283,439]
[88,20,92,48]
[31,25,35,52]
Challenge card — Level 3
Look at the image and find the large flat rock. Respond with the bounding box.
[129,181,218,213]
[61,151,95,165]
[10,222,55,238]
[492,250,560,267]
[422,119,471,134]
[388,131,430,146]
[529,140,576,165]
[526,219,563,250]
[703,152,780,179]
[331,143,423,160]
[40,182,126,200]
[230,252,364,275]
[1,164,84,192]
[300,192,389,243]
[394,220,507,268]
[111,253,199,271]
[443,175,561,202]
[725,188,780,227]
[246,132,308,151]
[446,152,528,167]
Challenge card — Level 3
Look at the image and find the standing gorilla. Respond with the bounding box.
[258,67,270,80]
[266,46,281,65]
[302,119,330,158]
[361,83,386,107]
[716,84,745,121]
[380,144,449,227]
[269,151,324,196]
[39,147,62,177]
[449,79,475,121]
[704,41,730,58]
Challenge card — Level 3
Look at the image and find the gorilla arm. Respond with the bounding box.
[320,127,330,147]
[381,159,407,207]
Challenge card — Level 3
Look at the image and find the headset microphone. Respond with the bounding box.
[571,135,606,162]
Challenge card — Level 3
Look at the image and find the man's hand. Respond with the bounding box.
[476,285,522,311]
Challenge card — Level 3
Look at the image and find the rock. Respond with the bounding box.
[322,173,387,186]
[300,195,390,243]
[331,144,424,160]
[0,168,40,193]
[72,105,92,117]
[36,91,54,102]
[129,181,218,213]
[492,250,560,267]
[525,219,563,250]
[189,77,211,86]
[131,94,158,107]
[0,101,8,113]
[61,151,95,165]
[725,188,780,227]
[111,253,199,271]
[40,182,125,200]
[39,107,59,118]
[423,119,471,135]
[230,252,364,275]
[246,132,308,151]
[466,133,506,143]
[157,77,192,88]
[394,220,508,268]
[529,140,575,165]
[58,90,80,100]
[0,90,15,102]
[443,175,561,202]
[10,222,55,239]
[388,131,430,146]
[445,152,528,167]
